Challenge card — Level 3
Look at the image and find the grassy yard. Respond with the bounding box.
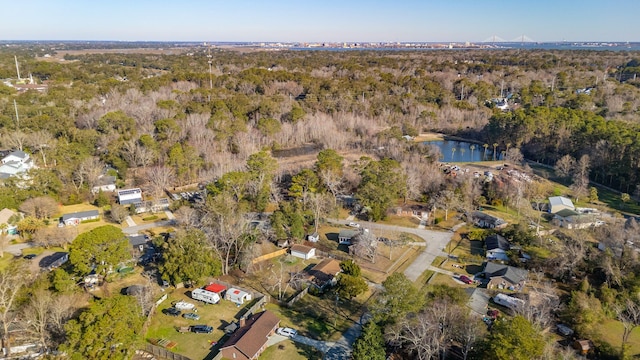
[259,340,322,360]
[146,289,255,360]
[598,319,640,356]
[265,289,363,342]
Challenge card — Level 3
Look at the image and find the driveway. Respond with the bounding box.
[122,220,175,234]
[5,242,32,256]
[330,219,454,282]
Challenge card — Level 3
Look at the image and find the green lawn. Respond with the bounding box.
[598,319,640,356]
[146,289,255,360]
[265,289,363,342]
[259,339,322,360]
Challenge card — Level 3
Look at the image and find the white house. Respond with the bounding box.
[338,229,359,245]
[548,196,575,214]
[485,234,510,261]
[61,210,100,226]
[0,150,35,179]
[290,244,316,260]
[117,188,142,205]
[225,287,252,305]
[307,232,320,242]
[91,175,117,193]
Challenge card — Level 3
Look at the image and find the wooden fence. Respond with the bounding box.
[251,249,287,264]
[145,344,192,360]
[285,286,309,307]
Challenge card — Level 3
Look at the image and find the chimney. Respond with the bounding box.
[239,317,246,327]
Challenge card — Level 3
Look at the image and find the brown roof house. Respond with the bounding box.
[290,244,316,260]
[307,259,341,290]
[219,310,280,360]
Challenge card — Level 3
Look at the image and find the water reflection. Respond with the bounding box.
[424,140,501,162]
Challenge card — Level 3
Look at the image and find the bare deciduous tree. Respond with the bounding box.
[0,264,29,356]
[32,227,76,248]
[26,130,54,167]
[174,206,201,229]
[350,229,378,263]
[109,204,130,223]
[19,196,59,219]
[144,165,175,199]
[615,299,640,356]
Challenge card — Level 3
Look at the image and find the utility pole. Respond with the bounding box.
[206,43,213,102]
[14,56,21,81]
[13,100,19,130]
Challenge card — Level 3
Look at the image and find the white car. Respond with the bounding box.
[348,222,360,228]
[277,327,297,338]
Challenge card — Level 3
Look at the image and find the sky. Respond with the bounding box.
[2,0,639,43]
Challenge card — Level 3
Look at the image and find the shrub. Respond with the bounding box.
[142,215,159,221]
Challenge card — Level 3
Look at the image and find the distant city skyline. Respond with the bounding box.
[2,0,639,43]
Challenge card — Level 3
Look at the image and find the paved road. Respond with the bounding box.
[330,219,454,282]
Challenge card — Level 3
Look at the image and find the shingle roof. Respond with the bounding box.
[221,310,280,359]
[484,262,528,285]
[485,234,510,251]
[549,196,574,208]
[291,244,314,254]
[61,210,99,221]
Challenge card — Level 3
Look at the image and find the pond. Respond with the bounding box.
[424,140,502,162]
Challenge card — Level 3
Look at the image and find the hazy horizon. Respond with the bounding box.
[2,0,639,43]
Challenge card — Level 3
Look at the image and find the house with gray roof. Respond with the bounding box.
[0,150,35,179]
[483,262,528,292]
[548,196,575,214]
[485,234,510,261]
[338,229,359,245]
[61,210,100,226]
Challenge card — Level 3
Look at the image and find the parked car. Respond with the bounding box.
[163,307,181,317]
[348,222,360,228]
[183,313,200,321]
[190,325,213,334]
[276,327,297,338]
[459,275,474,284]
[23,254,37,260]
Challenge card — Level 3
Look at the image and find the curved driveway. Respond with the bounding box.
[331,219,453,282]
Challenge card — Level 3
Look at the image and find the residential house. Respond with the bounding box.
[471,211,508,229]
[219,310,280,360]
[485,234,510,261]
[290,244,316,260]
[394,204,430,219]
[0,150,35,179]
[40,252,69,271]
[128,234,149,254]
[60,210,100,226]
[553,209,603,229]
[225,288,252,305]
[338,229,358,245]
[117,188,143,205]
[133,198,170,214]
[307,259,341,290]
[0,208,18,234]
[548,196,575,214]
[91,175,117,194]
[483,262,528,291]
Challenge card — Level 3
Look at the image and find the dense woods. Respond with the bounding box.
[2,46,640,203]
